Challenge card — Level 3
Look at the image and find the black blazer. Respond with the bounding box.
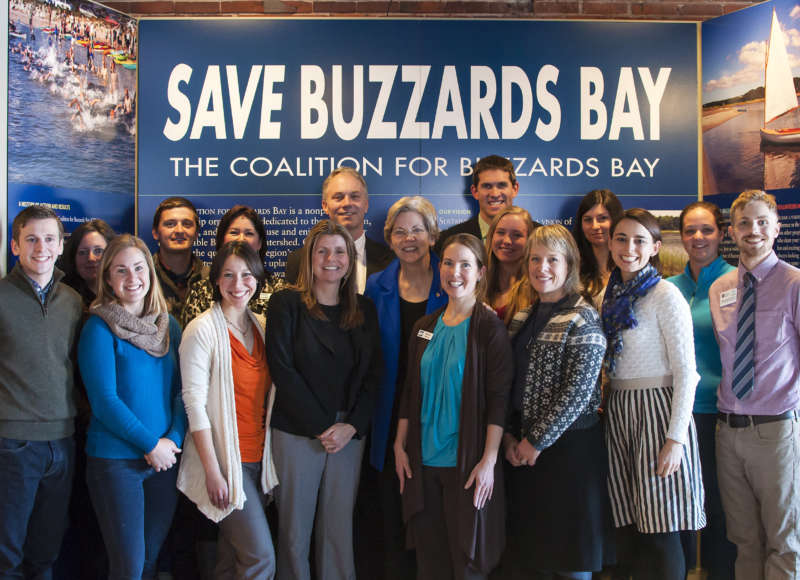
[284,236,394,286]
[434,216,482,255]
[265,289,383,438]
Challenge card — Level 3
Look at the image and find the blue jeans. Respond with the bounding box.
[86,457,179,580]
[0,437,75,580]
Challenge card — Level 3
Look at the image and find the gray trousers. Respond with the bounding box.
[215,462,275,580]
[717,418,800,580]
[271,428,365,580]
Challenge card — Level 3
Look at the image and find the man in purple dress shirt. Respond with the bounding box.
[709,189,800,580]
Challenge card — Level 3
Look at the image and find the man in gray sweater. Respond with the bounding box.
[0,205,83,578]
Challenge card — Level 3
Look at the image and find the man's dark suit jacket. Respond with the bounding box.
[284,235,394,285]
[434,216,482,255]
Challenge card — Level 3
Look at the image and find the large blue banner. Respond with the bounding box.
[137,18,699,273]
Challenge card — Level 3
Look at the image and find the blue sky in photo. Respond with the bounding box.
[703,0,800,103]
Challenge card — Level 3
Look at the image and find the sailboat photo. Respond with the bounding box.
[760,8,800,144]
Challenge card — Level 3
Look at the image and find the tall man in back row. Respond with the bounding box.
[709,189,800,580]
[285,167,393,292]
[435,154,520,253]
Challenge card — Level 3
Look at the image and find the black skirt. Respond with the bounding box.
[506,419,612,573]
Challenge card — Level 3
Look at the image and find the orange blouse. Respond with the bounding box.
[230,324,270,463]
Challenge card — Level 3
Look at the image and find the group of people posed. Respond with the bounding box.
[1,155,798,580]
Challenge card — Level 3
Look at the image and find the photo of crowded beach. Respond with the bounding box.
[702,0,800,196]
[7,0,136,194]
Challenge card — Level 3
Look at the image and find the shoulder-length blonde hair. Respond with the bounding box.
[484,206,536,324]
[526,224,583,303]
[294,220,363,329]
[92,234,168,316]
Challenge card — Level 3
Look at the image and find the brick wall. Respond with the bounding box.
[104,0,764,20]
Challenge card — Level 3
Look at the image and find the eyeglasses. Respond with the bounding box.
[391,227,427,239]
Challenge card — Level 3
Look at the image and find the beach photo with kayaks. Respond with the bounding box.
[702,0,800,196]
[7,0,136,194]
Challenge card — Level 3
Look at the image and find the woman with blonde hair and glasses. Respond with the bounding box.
[78,234,186,580]
[364,196,448,578]
[266,220,382,580]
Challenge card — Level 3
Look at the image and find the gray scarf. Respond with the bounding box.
[92,302,170,357]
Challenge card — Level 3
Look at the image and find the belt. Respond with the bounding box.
[609,375,673,391]
[717,410,798,428]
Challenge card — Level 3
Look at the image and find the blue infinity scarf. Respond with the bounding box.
[601,264,661,374]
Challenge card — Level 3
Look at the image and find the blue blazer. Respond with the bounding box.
[365,253,448,471]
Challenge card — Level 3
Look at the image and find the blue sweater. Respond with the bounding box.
[668,255,736,414]
[364,253,448,470]
[78,314,187,459]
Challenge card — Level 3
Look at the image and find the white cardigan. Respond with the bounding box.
[177,302,279,523]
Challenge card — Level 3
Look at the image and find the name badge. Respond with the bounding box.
[719,288,737,307]
[417,329,434,341]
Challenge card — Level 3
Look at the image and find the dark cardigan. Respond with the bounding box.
[399,301,513,573]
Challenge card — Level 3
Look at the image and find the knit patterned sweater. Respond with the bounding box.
[509,294,606,450]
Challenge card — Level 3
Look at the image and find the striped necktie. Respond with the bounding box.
[732,272,756,399]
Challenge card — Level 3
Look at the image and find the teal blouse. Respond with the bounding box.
[667,255,736,414]
[419,314,470,467]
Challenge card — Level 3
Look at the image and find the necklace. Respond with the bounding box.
[224,315,250,335]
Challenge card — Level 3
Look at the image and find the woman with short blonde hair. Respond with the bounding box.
[504,224,610,579]
[365,196,447,577]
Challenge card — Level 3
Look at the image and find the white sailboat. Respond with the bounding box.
[761,8,800,144]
